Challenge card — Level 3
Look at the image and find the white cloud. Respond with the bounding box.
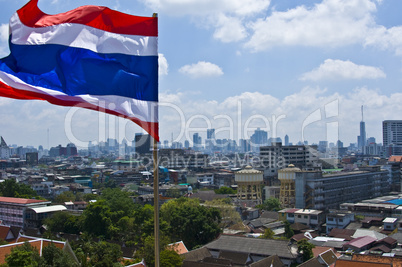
[0,24,9,57]
[143,0,270,17]
[245,0,377,51]
[158,53,168,76]
[213,14,247,43]
[143,0,270,43]
[179,61,223,78]
[0,24,8,42]
[300,59,386,81]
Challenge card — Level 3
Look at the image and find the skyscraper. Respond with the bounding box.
[358,106,366,150]
[284,135,289,146]
[134,133,152,154]
[193,133,202,150]
[383,120,402,157]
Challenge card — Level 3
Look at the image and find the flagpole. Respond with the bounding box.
[153,135,160,267]
[152,12,160,267]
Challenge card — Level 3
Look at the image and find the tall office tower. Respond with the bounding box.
[134,133,152,154]
[358,106,366,150]
[207,128,215,140]
[184,140,190,149]
[250,128,268,148]
[284,135,289,146]
[206,129,216,151]
[383,120,402,157]
[193,133,202,150]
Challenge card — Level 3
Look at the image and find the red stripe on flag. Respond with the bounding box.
[17,0,158,36]
[0,82,159,141]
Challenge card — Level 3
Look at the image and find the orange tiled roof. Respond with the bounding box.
[0,197,46,205]
[388,156,402,163]
[352,254,402,267]
[167,241,188,255]
[0,236,69,264]
[335,259,391,266]
[313,247,340,258]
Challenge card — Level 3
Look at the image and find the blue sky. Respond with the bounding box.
[0,0,402,149]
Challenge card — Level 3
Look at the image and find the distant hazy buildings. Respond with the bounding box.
[250,128,268,151]
[49,143,77,158]
[383,120,402,157]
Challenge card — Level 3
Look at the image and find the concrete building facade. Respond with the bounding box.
[279,166,390,210]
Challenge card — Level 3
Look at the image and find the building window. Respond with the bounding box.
[339,219,343,222]
[328,218,334,221]
[304,215,308,219]
[298,215,301,218]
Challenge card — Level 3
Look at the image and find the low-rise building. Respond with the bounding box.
[326,211,355,234]
[278,208,324,231]
[383,217,398,232]
[0,197,51,228]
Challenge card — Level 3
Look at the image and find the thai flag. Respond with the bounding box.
[0,0,159,141]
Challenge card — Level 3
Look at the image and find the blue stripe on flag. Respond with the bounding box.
[0,42,158,102]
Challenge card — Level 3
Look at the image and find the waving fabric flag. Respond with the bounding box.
[0,0,159,141]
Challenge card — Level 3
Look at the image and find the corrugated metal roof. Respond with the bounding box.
[205,235,297,259]
[30,205,67,214]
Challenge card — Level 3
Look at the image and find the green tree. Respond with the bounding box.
[205,198,243,229]
[88,241,122,266]
[260,228,275,239]
[284,220,294,239]
[214,187,236,194]
[44,211,82,234]
[161,198,221,249]
[297,239,315,262]
[257,197,281,211]
[160,249,183,267]
[54,191,76,203]
[82,200,113,238]
[135,235,182,267]
[100,188,135,217]
[42,242,79,267]
[5,242,42,267]
[0,179,39,199]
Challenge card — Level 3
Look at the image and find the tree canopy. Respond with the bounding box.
[256,197,282,211]
[161,198,221,249]
[0,179,39,199]
[297,239,315,262]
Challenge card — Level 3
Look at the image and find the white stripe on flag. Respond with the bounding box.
[10,13,158,56]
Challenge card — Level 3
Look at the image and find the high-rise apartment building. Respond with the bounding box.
[192,133,202,150]
[259,142,319,178]
[358,106,366,150]
[383,120,402,157]
[0,137,10,159]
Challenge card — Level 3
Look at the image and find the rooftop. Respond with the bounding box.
[0,196,48,205]
[205,234,297,259]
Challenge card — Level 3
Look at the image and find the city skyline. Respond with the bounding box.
[0,0,402,147]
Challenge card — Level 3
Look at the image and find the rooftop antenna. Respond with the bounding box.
[361,105,364,122]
